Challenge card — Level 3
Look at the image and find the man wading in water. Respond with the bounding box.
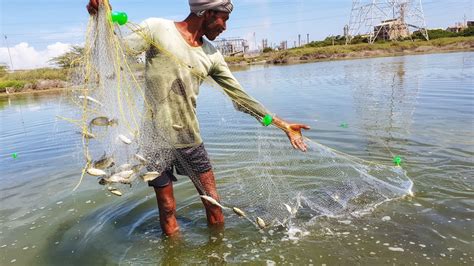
[87,0,310,236]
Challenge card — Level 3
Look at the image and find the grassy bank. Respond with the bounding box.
[0,68,69,94]
[225,36,474,65]
[1,36,473,96]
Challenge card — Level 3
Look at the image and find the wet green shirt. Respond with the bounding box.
[125,18,269,148]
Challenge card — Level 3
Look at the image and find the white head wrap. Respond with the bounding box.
[189,0,233,16]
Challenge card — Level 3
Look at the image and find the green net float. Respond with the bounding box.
[340,122,348,128]
[261,114,273,126]
[12,153,18,159]
[393,156,402,166]
[111,11,128,25]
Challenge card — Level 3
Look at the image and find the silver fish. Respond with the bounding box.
[101,170,134,184]
[107,187,122,196]
[200,195,226,209]
[118,134,132,144]
[283,203,298,215]
[90,116,118,127]
[172,124,183,130]
[256,217,266,229]
[79,95,103,106]
[93,153,115,169]
[134,154,148,164]
[140,171,160,182]
[232,207,246,217]
[86,168,107,176]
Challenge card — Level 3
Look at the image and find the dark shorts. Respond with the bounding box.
[147,143,212,188]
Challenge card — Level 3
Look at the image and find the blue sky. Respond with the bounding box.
[1,0,473,69]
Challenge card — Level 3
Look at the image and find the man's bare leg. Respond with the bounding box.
[196,170,225,226]
[154,182,180,236]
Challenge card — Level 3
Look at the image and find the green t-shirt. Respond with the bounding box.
[125,18,269,148]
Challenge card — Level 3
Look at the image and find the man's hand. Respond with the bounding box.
[285,123,310,152]
[87,0,112,15]
[272,117,310,152]
[87,0,100,15]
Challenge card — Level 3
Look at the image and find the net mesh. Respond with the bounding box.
[66,1,413,229]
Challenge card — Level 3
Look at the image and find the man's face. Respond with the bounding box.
[203,11,229,41]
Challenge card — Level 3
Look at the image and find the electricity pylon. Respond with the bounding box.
[345,0,429,44]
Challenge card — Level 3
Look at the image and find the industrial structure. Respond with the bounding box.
[447,16,474,33]
[213,37,249,56]
[346,0,429,44]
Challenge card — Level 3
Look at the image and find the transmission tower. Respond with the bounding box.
[345,0,429,44]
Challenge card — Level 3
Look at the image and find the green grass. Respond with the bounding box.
[0,68,68,93]
[1,68,68,82]
[0,80,27,93]
[225,36,474,64]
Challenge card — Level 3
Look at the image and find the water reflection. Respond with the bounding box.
[347,56,420,159]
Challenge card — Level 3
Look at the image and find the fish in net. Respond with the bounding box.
[66,0,413,230]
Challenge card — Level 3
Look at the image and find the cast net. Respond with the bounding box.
[67,1,413,230]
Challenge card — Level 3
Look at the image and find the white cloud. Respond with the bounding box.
[0,42,73,70]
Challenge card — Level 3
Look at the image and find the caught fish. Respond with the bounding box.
[79,95,104,106]
[107,187,122,196]
[134,154,148,164]
[172,124,183,130]
[90,116,118,127]
[118,134,132,144]
[284,204,292,214]
[283,203,298,215]
[93,153,115,169]
[256,217,266,229]
[200,195,226,209]
[86,168,107,176]
[232,207,246,217]
[101,170,134,184]
[140,171,160,182]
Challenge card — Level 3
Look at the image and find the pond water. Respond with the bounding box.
[1,52,473,265]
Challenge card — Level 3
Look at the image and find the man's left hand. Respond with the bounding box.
[285,123,310,152]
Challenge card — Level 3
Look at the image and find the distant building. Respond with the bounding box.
[214,38,249,56]
[467,21,474,27]
[374,18,410,41]
[447,22,469,33]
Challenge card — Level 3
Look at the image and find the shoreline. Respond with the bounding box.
[1,37,473,97]
[226,37,474,67]
[0,87,71,97]
[228,48,474,72]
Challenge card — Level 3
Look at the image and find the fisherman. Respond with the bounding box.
[86,0,310,236]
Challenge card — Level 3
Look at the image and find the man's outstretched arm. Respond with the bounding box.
[210,54,310,152]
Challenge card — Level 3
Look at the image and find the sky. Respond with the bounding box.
[1,0,473,69]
